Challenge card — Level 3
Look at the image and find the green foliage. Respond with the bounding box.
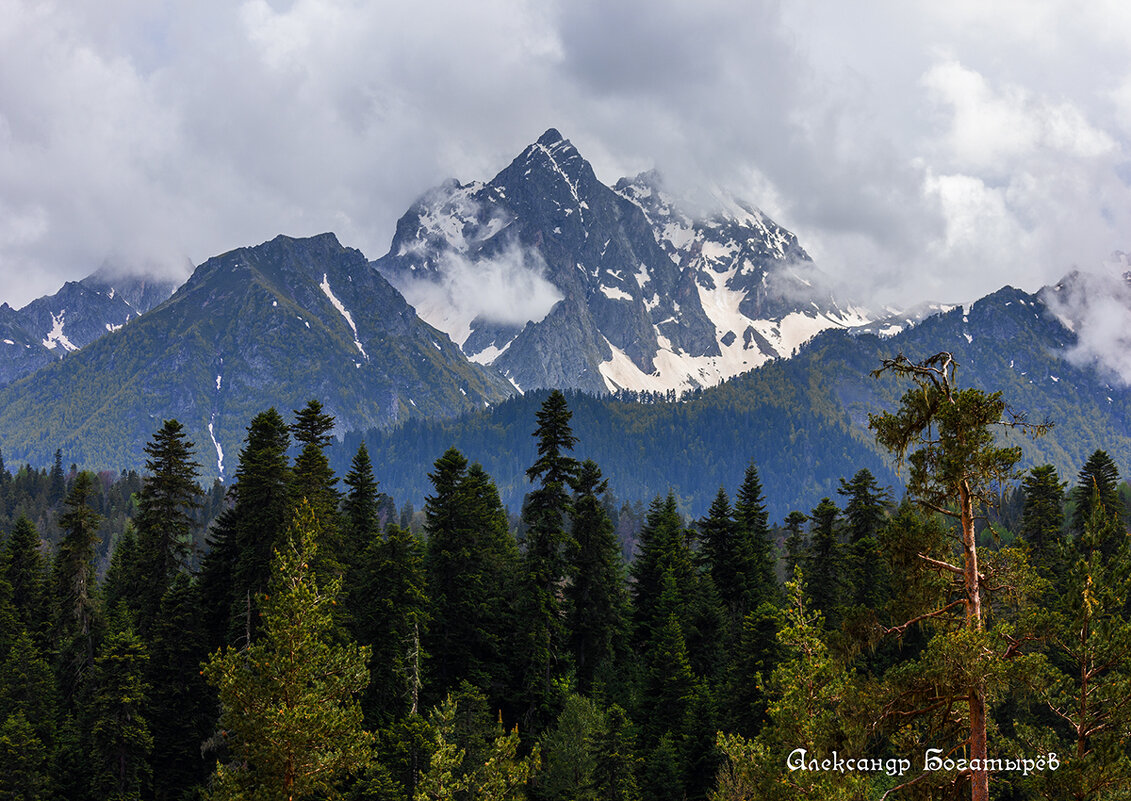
[204,502,372,801]
[89,623,152,801]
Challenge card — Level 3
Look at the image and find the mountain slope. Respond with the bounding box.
[376,129,879,395]
[344,284,1131,521]
[0,233,514,479]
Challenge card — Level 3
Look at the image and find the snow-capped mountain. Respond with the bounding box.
[0,268,178,387]
[375,129,888,394]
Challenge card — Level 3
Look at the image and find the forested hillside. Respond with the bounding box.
[2,374,1130,800]
[345,286,1131,520]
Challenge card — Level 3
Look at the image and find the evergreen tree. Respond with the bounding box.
[53,470,103,704]
[89,624,152,801]
[630,494,692,650]
[1018,464,1065,577]
[146,572,215,801]
[0,712,50,801]
[537,694,605,801]
[782,511,808,581]
[198,408,291,647]
[101,524,142,624]
[2,516,50,648]
[1069,450,1125,549]
[733,463,778,613]
[517,390,580,730]
[134,419,203,634]
[869,352,1046,801]
[355,523,429,727]
[806,497,840,628]
[49,448,66,506]
[0,629,57,752]
[565,459,626,694]
[205,501,372,801]
[343,443,381,571]
[291,400,342,573]
[837,469,890,608]
[591,704,641,801]
[424,449,517,704]
[697,488,739,617]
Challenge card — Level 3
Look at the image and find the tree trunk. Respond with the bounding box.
[960,482,989,801]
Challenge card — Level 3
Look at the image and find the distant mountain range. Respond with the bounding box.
[0,128,1126,510]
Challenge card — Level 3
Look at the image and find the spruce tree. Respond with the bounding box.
[566,459,626,694]
[517,390,580,729]
[342,443,381,571]
[146,572,215,801]
[733,463,778,612]
[198,408,291,647]
[424,449,517,703]
[837,469,890,608]
[806,497,840,628]
[89,624,152,801]
[782,511,808,580]
[134,419,203,635]
[2,516,50,648]
[1069,450,1125,550]
[53,470,103,703]
[1018,464,1065,577]
[290,400,342,574]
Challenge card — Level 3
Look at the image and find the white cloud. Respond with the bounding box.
[395,242,562,346]
[1043,268,1131,385]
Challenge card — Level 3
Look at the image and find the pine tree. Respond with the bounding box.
[698,488,739,616]
[0,629,57,752]
[591,704,641,801]
[205,501,372,801]
[869,352,1047,801]
[134,419,203,635]
[49,448,66,506]
[0,711,50,801]
[566,459,626,694]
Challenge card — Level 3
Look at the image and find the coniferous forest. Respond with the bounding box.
[3,354,1131,801]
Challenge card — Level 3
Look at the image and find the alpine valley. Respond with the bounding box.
[1,129,1128,518]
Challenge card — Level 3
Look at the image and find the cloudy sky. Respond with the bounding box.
[2,0,1130,309]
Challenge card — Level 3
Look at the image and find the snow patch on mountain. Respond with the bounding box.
[320,273,368,360]
[42,312,77,352]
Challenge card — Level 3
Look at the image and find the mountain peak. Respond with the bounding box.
[537,128,565,146]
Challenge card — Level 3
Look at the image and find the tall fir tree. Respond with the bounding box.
[342,443,381,572]
[806,497,841,628]
[517,390,581,731]
[837,469,890,609]
[733,463,779,613]
[1018,464,1066,577]
[198,408,291,647]
[89,623,152,801]
[146,572,215,801]
[565,459,627,695]
[53,470,103,706]
[423,449,517,705]
[134,419,203,635]
[290,400,342,575]
[1069,450,1125,552]
[2,516,50,649]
